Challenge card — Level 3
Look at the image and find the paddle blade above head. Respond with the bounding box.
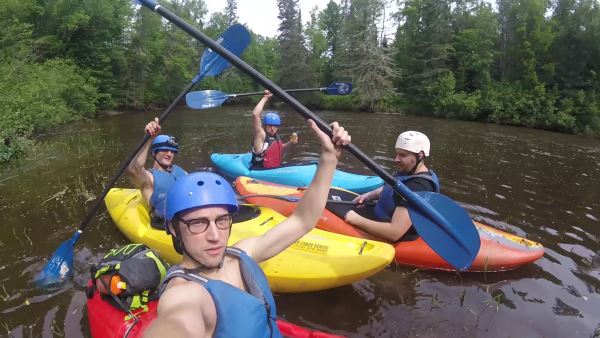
[325,82,353,95]
[200,24,251,78]
[136,0,480,271]
[186,90,229,109]
[407,191,480,270]
[35,23,252,288]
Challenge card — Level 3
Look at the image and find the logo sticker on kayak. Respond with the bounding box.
[291,240,329,255]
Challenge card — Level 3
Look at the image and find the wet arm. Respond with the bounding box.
[345,207,412,242]
[238,122,349,262]
[126,137,153,189]
[252,96,269,154]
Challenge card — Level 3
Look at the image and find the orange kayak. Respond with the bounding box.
[235,176,544,272]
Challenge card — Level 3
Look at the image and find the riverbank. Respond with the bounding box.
[3,93,599,166]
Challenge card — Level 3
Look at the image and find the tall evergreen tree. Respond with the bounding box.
[318,1,343,84]
[393,0,454,103]
[497,0,554,87]
[276,0,313,89]
[341,0,397,112]
[122,8,166,108]
[225,0,238,26]
[305,7,328,85]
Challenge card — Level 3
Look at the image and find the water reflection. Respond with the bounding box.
[0,107,599,337]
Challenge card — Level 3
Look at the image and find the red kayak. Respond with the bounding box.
[235,176,544,272]
[87,284,344,338]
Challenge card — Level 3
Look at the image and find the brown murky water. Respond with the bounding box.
[1,106,599,337]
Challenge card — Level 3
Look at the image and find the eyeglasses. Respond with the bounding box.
[177,214,234,234]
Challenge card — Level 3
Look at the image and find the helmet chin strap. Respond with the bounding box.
[407,153,424,175]
[152,153,172,172]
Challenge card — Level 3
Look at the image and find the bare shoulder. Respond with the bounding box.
[146,277,215,337]
[159,277,210,309]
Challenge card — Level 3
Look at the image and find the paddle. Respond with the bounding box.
[185,82,353,109]
[35,24,251,287]
[238,194,374,206]
[137,0,480,270]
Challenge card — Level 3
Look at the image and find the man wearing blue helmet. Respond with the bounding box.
[250,90,299,169]
[127,118,187,228]
[146,121,351,338]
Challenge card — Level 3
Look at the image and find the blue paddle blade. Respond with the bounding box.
[326,82,353,95]
[199,24,251,78]
[35,231,81,287]
[186,90,230,109]
[407,191,480,270]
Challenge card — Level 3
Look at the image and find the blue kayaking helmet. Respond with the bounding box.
[165,172,239,223]
[152,135,179,154]
[263,112,281,126]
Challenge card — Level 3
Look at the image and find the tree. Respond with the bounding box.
[341,0,397,112]
[451,1,499,91]
[121,8,167,108]
[393,0,454,105]
[31,0,132,108]
[497,0,554,87]
[318,1,343,84]
[276,0,313,89]
[225,0,238,26]
[305,7,328,85]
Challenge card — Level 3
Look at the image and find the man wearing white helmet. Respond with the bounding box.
[344,131,440,242]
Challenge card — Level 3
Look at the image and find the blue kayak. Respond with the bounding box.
[210,153,384,194]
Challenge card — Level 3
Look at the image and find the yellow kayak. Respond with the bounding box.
[104,188,395,293]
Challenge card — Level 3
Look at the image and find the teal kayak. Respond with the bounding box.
[210,153,384,194]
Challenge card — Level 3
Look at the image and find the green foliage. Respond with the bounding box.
[0,59,98,162]
[319,93,363,111]
[430,72,482,120]
[4,0,600,164]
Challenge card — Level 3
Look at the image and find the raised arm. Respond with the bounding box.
[251,91,271,154]
[236,121,351,262]
[126,118,159,194]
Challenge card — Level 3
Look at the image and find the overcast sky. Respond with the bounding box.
[204,0,335,37]
[205,0,337,37]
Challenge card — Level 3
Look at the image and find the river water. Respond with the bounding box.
[0,106,599,337]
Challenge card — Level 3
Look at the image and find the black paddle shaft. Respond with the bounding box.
[75,81,195,232]
[232,87,326,98]
[144,2,399,188]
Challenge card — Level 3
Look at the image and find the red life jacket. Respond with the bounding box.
[251,135,283,169]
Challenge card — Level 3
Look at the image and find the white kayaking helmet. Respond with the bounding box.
[395,131,430,157]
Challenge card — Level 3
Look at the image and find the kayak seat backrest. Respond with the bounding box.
[233,205,261,223]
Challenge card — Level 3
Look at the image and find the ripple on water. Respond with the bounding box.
[564,232,584,242]
[557,243,597,261]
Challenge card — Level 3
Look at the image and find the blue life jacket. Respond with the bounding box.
[149,165,187,220]
[374,170,441,221]
[159,247,282,338]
